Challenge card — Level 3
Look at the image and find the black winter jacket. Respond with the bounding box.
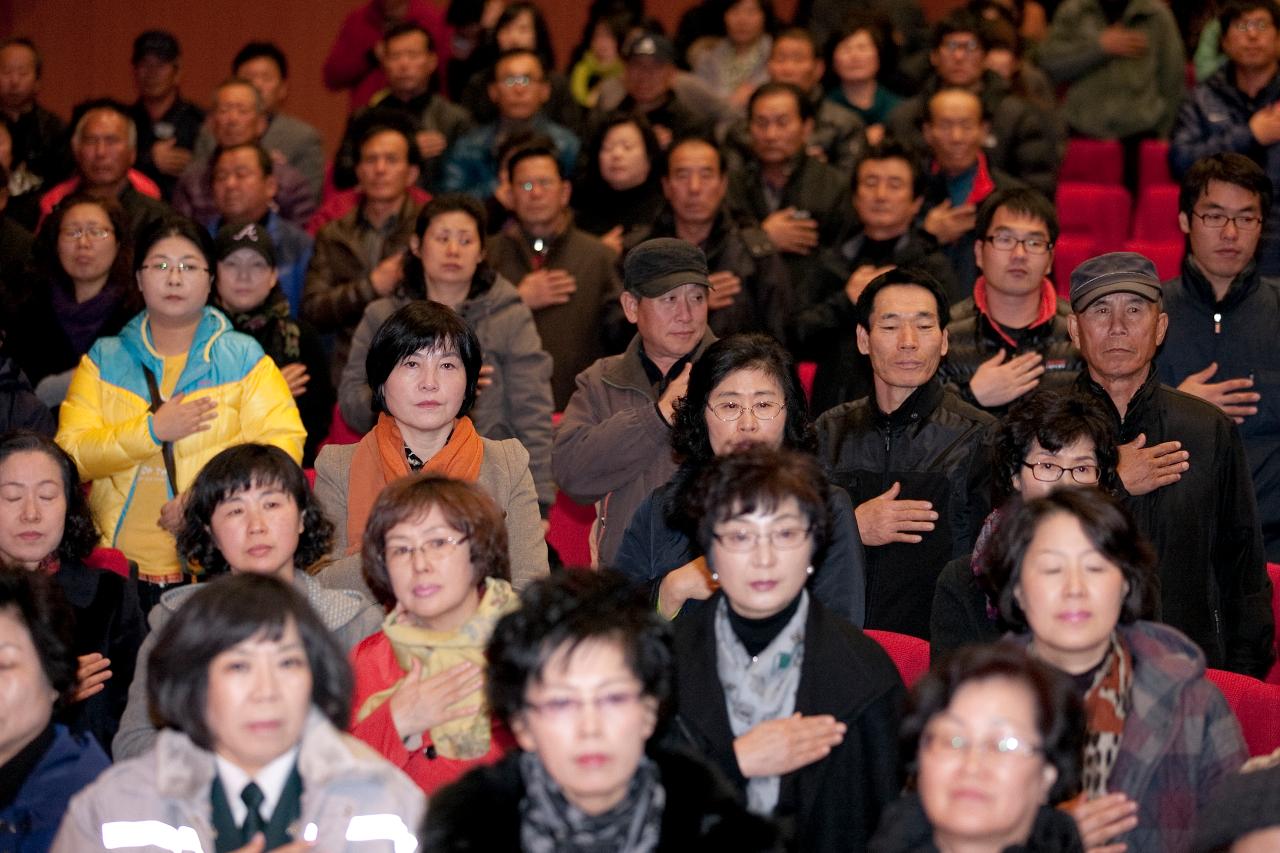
[868,793,1084,853]
[815,379,994,638]
[1076,368,1275,678]
[0,350,55,436]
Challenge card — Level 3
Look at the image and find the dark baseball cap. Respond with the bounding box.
[1068,251,1162,313]
[624,238,710,298]
[215,221,276,266]
[623,31,676,65]
[132,30,181,64]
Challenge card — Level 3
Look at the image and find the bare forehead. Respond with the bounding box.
[871,283,940,315]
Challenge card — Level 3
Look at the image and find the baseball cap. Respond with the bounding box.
[215,221,276,267]
[1068,251,1162,313]
[624,238,710,298]
[623,31,677,65]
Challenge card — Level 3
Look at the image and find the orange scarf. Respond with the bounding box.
[345,413,485,554]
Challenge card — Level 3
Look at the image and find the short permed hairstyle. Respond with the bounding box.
[232,41,289,79]
[984,489,1159,631]
[0,431,100,565]
[856,265,951,331]
[147,574,353,749]
[486,569,674,726]
[0,566,78,709]
[176,444,334,576]
[853,139,927,198]
[975,186,1060,245]
[361,474,512,610]
[34,193,139,330]
[901,642,1084,803]
[688,445,830,570]
[365,301,483,418]
[1178,152,1273,223]
[989,389,1119,506]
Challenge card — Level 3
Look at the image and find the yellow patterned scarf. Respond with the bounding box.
[355,577,519,759]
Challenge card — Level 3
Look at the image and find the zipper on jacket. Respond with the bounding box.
[1213,312,1222,335]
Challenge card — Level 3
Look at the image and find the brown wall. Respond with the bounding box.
[8,0,958,158]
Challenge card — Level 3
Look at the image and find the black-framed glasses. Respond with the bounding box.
[983,233,1053,255]
[1022,460,1101,484]
[1190,210,1263,231]
[706,400,784,423]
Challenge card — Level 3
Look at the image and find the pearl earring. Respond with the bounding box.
[711,572,719,581]
[806,565,814,576]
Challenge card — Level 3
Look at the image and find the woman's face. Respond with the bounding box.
[833,30,880,83]
[216,248,278,314]
[513,638,657,816]
[208,483,304,580]
[1014,512,1129,674]
[56,202,119,287]
[0,450,67,569]
[917,677,1056,851]
[1013,437,1100,501]
[137,235,213,325]
[385,503,481,632]
[725,0,766,46]
[599,123,650,191]
[0,609,58,767]
[709,496,813,619]
[704,367,788,456]
[382,344,468,440]
[418,211,483,291]
[497,10,537,51]
[590,21,619,64]
[205,619,312,776]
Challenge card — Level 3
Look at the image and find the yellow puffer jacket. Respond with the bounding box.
[57,308,305,546]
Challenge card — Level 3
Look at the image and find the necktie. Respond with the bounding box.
[240,782,266,844]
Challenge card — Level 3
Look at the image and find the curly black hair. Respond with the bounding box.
[0,566,79,709]
[0,430,100,565]
[176,444,333,576]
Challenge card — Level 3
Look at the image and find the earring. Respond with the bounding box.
[806,565,814,576]
[711,572,719,581]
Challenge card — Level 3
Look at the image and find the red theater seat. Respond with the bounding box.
[1056,183,1132,254]
[1132,185,1182,242]
[1060,139,1124,186]
[1268,563,1280,684]
[1123,239,1184,280]
[865,629,931,687]
[1052,234,1099,298]
[1138,139,1173,190]
[1206,668,1280,756]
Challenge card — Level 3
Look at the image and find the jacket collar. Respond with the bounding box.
[1180,254,1260,312]
[602,329,717,398]
[872,377,946,430]
[972,276,1060,348]
[120,307,231,386]
[1075,364,1160,430]
[650,206,732,256]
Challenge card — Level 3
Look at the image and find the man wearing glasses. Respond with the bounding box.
[940,188,1081,415]
[1160,153,1280,567]
[1171,0,1280,275]
[1069,250,1274,678]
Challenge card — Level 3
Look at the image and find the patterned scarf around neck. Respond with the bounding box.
[354,577,518,759]
[220,286,300,362]
[714,590,809,815]
[518,749,665,853]
[1080,632,1133,797]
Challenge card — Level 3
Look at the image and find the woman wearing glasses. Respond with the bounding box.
[671,446,904,852]
[616,334,866,624]
[985,489,1247,853]
[869,643,1085,853]
[931,389,1121,661]
[348,474,519,795]
[56,216,304,609]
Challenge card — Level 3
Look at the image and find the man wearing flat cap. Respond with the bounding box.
[1070,251,1275,678]
[553,237,715,566]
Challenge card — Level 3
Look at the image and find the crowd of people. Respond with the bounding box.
[3,0,1280,850]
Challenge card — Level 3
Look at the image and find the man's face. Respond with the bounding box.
[749,91,811,166]
[488,54,549,122]
[854,157,921,238]
[212,147,276,221]
[236,57,287,113]
[663,140,727,226]
[355,129,418,204]
[1180,180,1265,284]
[212,83,266,147]
[132,55,180,101]
[923,90,986,175]
[621,283,709,365]
[624,56,675,106]
[509,155,568,232]
[856,284,949,393]
[75,110,134,188]
[1222,9,1279,71]
[0,44,38,113]
[931,31,986,87]
[767,36,822,90]
[976,206,1055,297]
[382,31,435,99]
[1068,292,1168,385]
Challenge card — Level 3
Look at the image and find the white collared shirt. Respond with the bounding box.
[214,747,301,827]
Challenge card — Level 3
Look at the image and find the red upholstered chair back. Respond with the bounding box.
[1055,183,1132,254]
[1122,239,1184,280]
[864,629,931,687]
[1060,139,1125,186]
[1131,185,1182,242]
[1268,563,1280,684]
[1137,139,1173,191]
[1205,668,1280,756]
[1052,234,1099,298]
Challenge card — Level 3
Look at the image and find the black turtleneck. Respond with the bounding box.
[726,593,803,657]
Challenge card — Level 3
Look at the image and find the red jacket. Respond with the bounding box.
[322,0,452,111]
[348,631,512,795]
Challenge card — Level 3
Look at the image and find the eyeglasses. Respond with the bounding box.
[516,177,558,193]
[712,525,811,552]
[921,730,1043,761]
[1190,211,1263,231]
[1022,460,1101,484]
[385,535,469,566]
[706,400,784,423]
[139,261,211,278]
[940,37,982,53]
[59,226,114,241]
[1231,18,1275,32]
[983,233,1052,255]
[525,688,645,722]
[500,74,542,88]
